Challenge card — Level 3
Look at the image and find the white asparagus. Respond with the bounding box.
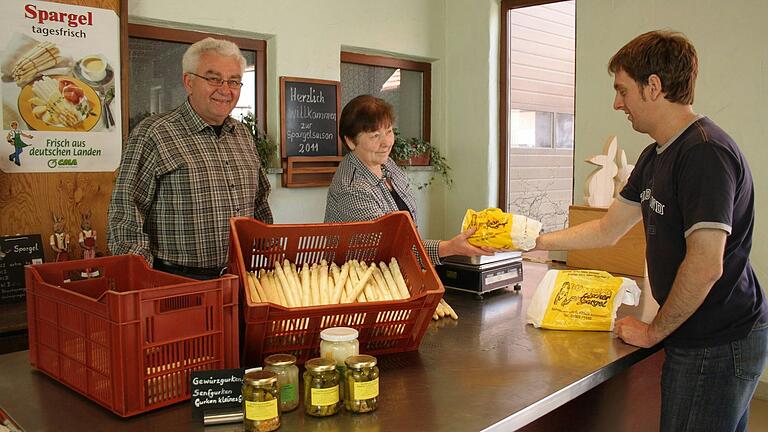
[441,298,459,319]
[347,261,367,302]
[372,264,398,300]
[245,272,261,302]
[363,261,389,301]
[269,272,288,306]
[330,263,349,304]
[289,262,304,306]
[379,263,403,300]
[282,260,302,306]
[310,264,320,306]
[300,263,311,306]
[349,265,376,302]
[256,270,277,304]
[274,262,297,307]
[319,260,329,305]
[389,258,411,299]
[356,262,379,301]
[435,301,446,318]
[342,273,355,303]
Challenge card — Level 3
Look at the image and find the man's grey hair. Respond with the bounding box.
[182,37,246,75]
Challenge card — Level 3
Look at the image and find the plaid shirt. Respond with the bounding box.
[108,100,273,268]
[325,152,441,265]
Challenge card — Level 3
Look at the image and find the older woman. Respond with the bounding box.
[325,95,491,265]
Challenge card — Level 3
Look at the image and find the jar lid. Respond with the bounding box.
[345,354,377,369]
[305,357,337,373]
[320,327,359,342]
[264,353,297,367]
[243,370,277,386]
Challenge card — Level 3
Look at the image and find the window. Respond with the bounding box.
[127,24,266,133]
[340,52,431,141]
[500,0,575,232]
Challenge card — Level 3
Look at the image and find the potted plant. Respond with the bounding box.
[392,128,452,189]
[241,111,278,169]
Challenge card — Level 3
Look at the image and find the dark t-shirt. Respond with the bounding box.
[619,117,767,348]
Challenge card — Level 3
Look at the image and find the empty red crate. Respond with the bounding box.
[25,255,239,417]
[228,211,444,366]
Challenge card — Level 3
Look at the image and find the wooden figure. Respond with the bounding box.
[78,211,97,260]
[614,148,635,198]
[78,210,99,277]
[50,214,70,262]
[584,135,618,208]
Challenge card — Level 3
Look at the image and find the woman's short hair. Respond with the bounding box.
[608,30,698,105]
[182,37,246,75]
[339,95,395,145]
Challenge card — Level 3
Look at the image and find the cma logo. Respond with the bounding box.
[48,159,78,168]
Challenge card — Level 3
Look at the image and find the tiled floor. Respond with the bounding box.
[749,396,768,431]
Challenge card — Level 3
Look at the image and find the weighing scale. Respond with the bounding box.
[437,251,523,297]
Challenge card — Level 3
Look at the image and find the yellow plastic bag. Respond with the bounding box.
[526,269,641,331]
[461,208,542,250]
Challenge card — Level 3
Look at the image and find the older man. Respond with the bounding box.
[108,37,272,279]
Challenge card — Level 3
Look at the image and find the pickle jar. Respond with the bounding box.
[303,357,341,417]
[320,327,359,368]
[344,355,379,413]
[242,370,280,432]
[263,354,299,412]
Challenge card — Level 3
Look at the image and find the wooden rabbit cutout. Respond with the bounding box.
[615,149,635,198]
[50,213,70,262]
[584,135,619,208]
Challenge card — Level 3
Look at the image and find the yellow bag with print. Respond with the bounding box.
[461,208,542,250]
[526,269,641,331]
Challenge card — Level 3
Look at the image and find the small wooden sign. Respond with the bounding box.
[280,76,341,158]
[279,77,342,187]
[0,234,44,303]
[190,368,245,419]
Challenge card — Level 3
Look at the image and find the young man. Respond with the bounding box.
[535,30,768,432]
[108,38,273,280]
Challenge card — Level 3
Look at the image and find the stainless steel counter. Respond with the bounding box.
[0,261,660,431]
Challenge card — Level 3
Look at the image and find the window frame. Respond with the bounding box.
[340,51,431,141]
[127,23,267,133]
[498,0,569,208]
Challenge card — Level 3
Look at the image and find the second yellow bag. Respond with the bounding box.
[526,269,641,331]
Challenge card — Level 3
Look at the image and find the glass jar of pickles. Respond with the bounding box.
[344,355,379,413]
[303,357,341,417]
[263,354,299,412]
[320,327,359,367]
[242,370,280,432]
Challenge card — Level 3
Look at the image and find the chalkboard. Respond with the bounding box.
[0,234,44,303]
[280,77,341,158]
[190,368,246,419]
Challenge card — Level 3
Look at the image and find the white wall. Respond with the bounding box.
[128,0,448,240]
[442,0,501,231]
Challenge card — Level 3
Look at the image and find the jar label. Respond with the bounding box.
[245,399,278,421]
[352,377,379,400]
[311,385,339,406]
[281,383,297,403]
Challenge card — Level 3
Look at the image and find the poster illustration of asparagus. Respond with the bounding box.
[0,0,121,173]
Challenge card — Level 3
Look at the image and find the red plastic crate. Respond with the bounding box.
[228,211,443,366]
[25,255,239,417]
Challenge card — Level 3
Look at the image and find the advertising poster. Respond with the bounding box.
[0,0,121,173]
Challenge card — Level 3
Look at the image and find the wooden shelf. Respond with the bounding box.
[566,205,647,277]
[282,156,343,188]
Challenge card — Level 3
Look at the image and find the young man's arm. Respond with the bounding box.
[615,228,726,347]
[535,199,642,251]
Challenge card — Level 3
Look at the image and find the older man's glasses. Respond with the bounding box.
[188,72,243,89]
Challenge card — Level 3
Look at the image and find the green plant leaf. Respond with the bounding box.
[241,111,277,169]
